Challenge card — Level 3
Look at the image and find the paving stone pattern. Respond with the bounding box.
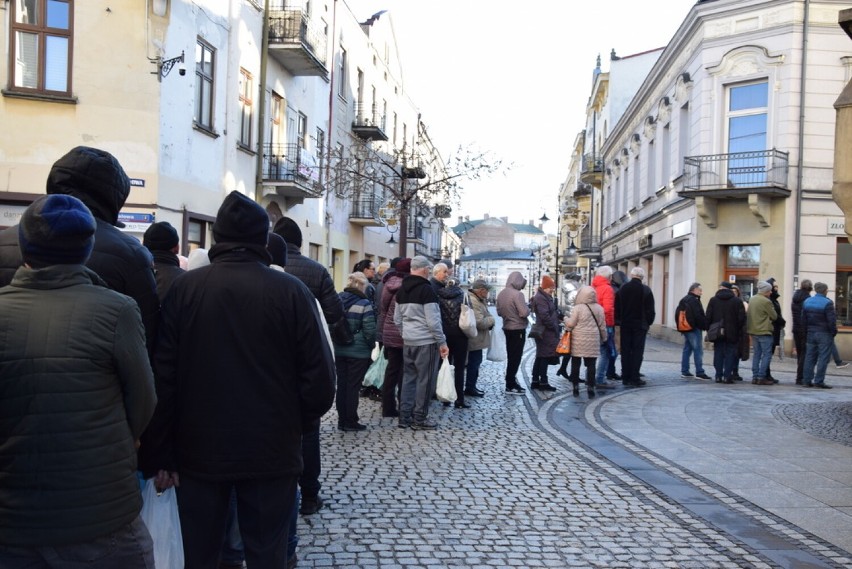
[773,402,852,447]
[297,344,789,568]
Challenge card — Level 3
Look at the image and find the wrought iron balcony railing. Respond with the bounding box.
[262,143,322,198]
[268,9,328,75]
[683,149,789,194]
[351,103,388,141]
[349,190,383,225]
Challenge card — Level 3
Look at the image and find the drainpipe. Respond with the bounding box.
[794,0,810,288]
[325,0,339,271]
[255,0,271,204]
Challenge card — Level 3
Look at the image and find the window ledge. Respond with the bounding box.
[237,143,256,156]
[193,123,220,139]
[2,90,78,104]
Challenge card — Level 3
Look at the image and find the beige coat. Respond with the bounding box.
[467,290,495,351]
[564,286,607,358]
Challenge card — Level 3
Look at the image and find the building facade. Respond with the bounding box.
[0,0,453,290]
[566,0,852,353]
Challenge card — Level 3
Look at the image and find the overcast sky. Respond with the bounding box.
[344,0,695,231]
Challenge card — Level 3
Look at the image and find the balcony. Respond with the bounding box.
[681,149,790,197]
[351,103,388,141]
[578,234,602,259]
[579,153,603,186]
[349,191,383,226]
[268,9,328,77]
[261,143,323,202]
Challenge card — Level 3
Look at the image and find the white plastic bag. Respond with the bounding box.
[140,479,185,569]
[459,298,478,339]
[436,358,457,403]
[363,346,387,388]
[370,342,381,361]
[487,327,507,362]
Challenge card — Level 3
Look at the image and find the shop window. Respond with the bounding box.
[725,245,759,300]
[836,238,852,325]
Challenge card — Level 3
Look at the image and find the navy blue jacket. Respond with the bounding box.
[802,293,837,336]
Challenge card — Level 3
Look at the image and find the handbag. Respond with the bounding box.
[556,330,572,354]
[330,316,354,345]
[363,346,387,388]
[528,321,545,340]
[459,296,478,339]
[706,320,724,342]
[436,358,457,403]
[141,479,184,569]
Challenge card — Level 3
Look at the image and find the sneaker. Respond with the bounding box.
[696,373,712,380]
[505,385,526,395]
[300,496,324,515]
[837,361,849,369]
[681,372,695,378]
[411,420,438,430]
[815,383,833,389]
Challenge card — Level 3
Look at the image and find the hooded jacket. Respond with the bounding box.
[564,285,607,357]
[531,286,561,357]
[791,287,812,334]
[380,271,406,349]
[592,274,615,326]
[150,249,186,302]
[677,291,708,332]
[496,271,530,330]
[143,243,336,479]
[0,264,156,546]
[0,148,159,352]
[467,290,495,352]
[705,288,747,344]
[615,276,655,330]
[394,274,446,347]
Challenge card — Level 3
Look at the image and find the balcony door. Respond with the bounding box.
[726,81,768,187]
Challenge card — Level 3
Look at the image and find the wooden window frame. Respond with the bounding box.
[194,38,216,133]
[238,67,253,149]
[8,0,74,98]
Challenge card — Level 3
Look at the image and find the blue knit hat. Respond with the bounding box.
[19,194,96,268]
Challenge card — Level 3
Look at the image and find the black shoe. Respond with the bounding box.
[557,369,569,379]
[529,381,542,390]
[696,373,712,380]
[587,389,596,398]
[454,401,471,408]
[342,423,367,432]
[803,383,813,388]
[505,384,526,395]
[732,375,743,381]
[464,388,485,398]
[534,382,557,392]
[383,410,400,418]
[572,385,580,397]
[300,496,324,515]
[606,373,621,380]
[815,383,833,389]
[442,401,451,407]
[715,377,723,383]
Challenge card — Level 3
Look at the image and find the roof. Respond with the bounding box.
[459,247,550,263]
[452,218,545,236]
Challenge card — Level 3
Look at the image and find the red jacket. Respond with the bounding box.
[592,274,615,326]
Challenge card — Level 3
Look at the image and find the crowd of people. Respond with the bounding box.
[3,147,848,569]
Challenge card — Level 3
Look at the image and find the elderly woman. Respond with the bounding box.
[563,285,607,398]
[530,275,561,391]
[334,271,377,431]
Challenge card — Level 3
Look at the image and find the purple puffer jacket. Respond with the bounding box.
[381,273,405,348]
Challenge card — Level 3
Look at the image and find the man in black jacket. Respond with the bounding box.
[0,146,159,353]
[615,266,655,387]
[272,215,343,516]
[143,220,185,302]
[791,279,813,384]
[705,282,747,383]
[677,283,711,380]
[147,192,335,569]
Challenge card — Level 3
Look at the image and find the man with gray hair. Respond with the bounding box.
[676,282,710,380]
[615,266,655,387]
[802,282,836,388]
[394,256,450,429]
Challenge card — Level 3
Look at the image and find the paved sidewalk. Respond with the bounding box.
[295,336,852,568]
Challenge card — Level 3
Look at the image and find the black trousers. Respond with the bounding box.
[504,329,526,387]
[335,356,372,426]
[382,346,404,415]
[570,356,597,385]
[178,474,297,569]
[794,329,807,381]
[620,326,647,383]
[446,333,469,404]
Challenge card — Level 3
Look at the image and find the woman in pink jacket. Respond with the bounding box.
[563,285,607,398]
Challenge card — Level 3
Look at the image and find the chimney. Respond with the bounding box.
[457,216,463,225]
[484,213,489,219]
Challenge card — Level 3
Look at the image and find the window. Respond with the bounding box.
[837,239,852,325]
[194,39,215,131]
[647,140,656,194]
[726,81,768,186]
[337,47,347,99]
[238,68,253,148]
[10,0,73,96]
[297,112,307,149]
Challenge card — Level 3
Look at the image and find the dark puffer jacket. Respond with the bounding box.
[380,272,405,348]
[151,249,186,302]
[436,281,466,337]
[791,287,811,334]
[532,287,561,357]
[144,244,336,479]
[0,265,156,546]
[282,242,344,326]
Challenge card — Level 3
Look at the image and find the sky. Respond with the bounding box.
[342,0,696,233]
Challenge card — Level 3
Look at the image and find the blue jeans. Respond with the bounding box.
[595,327,616,384]
[712,341,738,380]
[0,516,154,569]
[751,335,773,379]
[803,331,833,385]
[465,349,484,391]
[681,329,705,375]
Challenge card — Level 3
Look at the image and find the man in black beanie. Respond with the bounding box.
[272,215,343,516]
[143,221,185,301]
[0,146,159,353]
[145,191,335,569]
[0,194,157,568]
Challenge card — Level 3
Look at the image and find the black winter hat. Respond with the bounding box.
[212,191,269,246]
[143,221,179,251]
[266,232,288,266]
[19,194,96,268]
[46,146,130,226]
[272,216,303,247]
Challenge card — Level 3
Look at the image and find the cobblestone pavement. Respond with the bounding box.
[294,335,852,568]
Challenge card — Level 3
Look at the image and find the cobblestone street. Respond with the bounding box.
[296,337,852,568]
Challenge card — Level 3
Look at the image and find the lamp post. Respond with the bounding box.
[558,196,589,284]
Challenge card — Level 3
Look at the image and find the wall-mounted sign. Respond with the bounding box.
[672,219,691,239]
[828,218,846,235]
[118,212,155,233]
[129,178,146,187]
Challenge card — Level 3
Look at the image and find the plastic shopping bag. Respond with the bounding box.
[363,346,387,388]
[459,298,478,338]
[140,479,185,569]
[436,358,457,403]
[487,327,507,362]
